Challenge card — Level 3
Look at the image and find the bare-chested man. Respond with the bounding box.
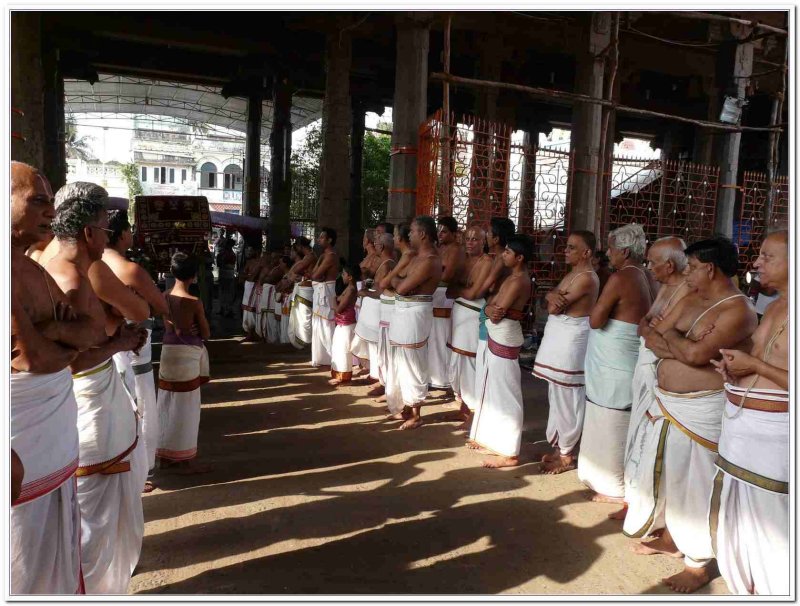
[467,234,533,468]
[619,237,689,523]
[309,227,339,368]
[578,224,654,504]
[638,236,757,593]
[104,210,169,491]
[284,237,316,349]
[446,225,493,426]
[240,246,262,341]
[534,231,600,474]
[45,191,149,594]
[10,162,103,594]
[359,229,381,280]
[388,217,442,429]
[427,216,464,392]
[708,230,789,596]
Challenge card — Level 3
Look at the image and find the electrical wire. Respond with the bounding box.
[623,25,720,48]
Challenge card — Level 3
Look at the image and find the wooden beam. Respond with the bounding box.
[661,11,787,36]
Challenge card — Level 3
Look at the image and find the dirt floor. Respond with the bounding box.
[131,322,729,596]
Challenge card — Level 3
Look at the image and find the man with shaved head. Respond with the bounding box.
[446,224,493,427]
[10,162,104,594]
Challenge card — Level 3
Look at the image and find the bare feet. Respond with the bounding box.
[367,385,385,397]
[662,566,712,593]
[142,480,155,494]
[465,440,481,450]
[327,378,341,386]
[540,452,561,464]
[482,456,520,469]
[588,493,625,504]
[399,417,423,430]
[375,394,387,403]
[631,535,683,558]
[541,454,577,475]
[608,503,628,520]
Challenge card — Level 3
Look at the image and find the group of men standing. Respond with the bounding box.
[534,223,788,595]
[10,162,210,594]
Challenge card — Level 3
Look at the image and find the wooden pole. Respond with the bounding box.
[662,11,787,36]
[429,72,784,133]
[595,12,619,235]
[765,42,788,227]
[440,14,452,216]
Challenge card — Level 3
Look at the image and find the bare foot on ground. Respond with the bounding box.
[541,454,577,475]
[399,417,423,430]
[375,394,387,403]
[662,566,712,593]
[327,378,341,386]
[367,385,385,397]
[588,493,624,504]
[631,535,683,558]
[482,456,519,469]
[608,504,628,520]
[142,480,155,493]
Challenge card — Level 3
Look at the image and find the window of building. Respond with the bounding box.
[160,167,167,184]
[169,168,175,183]
[181,169,187,183]
[223,164,243,191]
[224,209,240,215]
[200,162,217,188]
[141,166,147,182]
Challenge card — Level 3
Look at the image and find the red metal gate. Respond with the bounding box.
[735,172,789,278]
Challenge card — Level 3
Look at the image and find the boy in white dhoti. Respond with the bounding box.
[157,253,212,474]
[446,226,492,425]
[10,164,106,594]
[639,236,758,593]
[45,188,150,594]
[310,227,339,368]
[467,235,532,468]
[709,231,789,596]
[535,231,599,474]
[329,265,359,385]
[388,217,442,429]
[579,224,653,503]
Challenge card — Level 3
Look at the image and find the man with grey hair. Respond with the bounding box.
[578,223,654,505]
[613,236,690,524]
[44,188,149,594]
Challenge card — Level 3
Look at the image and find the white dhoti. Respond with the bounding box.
[354,295,380,377]
[469,318,525,457]
[378,293,403,414]
[533,314,590,455]
[280,296,291,344]
[389,295,433,406]
[473,305,489,413]
[710,387,789,595]
[288,284,312,349]
[428,285,454,389]
[241,280,258,333]
[578,319,639,498]
[266,291,281,344]
[10,368,82,594]
[331,320,356,382]
[447,297,484,411]
[72,360,144,594]
[255,283,272,341]
[311,281,336,367]
[653,385,725,568]
[156,339,210,462]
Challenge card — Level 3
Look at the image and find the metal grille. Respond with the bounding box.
[290,169,319,239]
[601,158,720,247]
[735,172,789,278]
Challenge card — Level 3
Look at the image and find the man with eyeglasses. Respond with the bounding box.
[638,236,757,593]
[44,183,150,594]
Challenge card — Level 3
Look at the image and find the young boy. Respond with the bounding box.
[157,253,212,474]
[329,265,360,386]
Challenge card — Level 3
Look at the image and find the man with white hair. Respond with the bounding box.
[578,224,653,504]
[618,236,690,525]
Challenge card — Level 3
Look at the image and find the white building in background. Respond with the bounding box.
[66,158,129,198]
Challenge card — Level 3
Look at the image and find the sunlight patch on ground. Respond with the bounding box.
[405,535,492,570]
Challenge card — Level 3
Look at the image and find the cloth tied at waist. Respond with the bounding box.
[389,297,433,348]
[432,285,454,318]
[312,281,336,320]
[449,297,484,356]
[159,343,210,392]
[655,384,724,452]
[486,317,524,359]
[585,318,640,410]
[10,368,79,505]
[296,284,313,308]
[379,293,395,327]
[355,295,381,342]
[533,314,590,387]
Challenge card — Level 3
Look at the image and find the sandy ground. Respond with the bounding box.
[131,335,729,596]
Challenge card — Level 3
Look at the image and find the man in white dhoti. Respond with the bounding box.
[45,190,150,594]
[264,255,289,344]
[388,217,442,429]
[310,227,339,367]
[283,237,316,349]
[429,217,464,391]
[617,237,689,522]
[10,163,106,594]
[104,210,170,492]
[446,226,492,425]
[535,231,599,474]
[579,224,653,504]
[467,235,533,468]
[709,230,789,596]
[638,236,758,593]
[239,247,262,341]
[157,253,212,473]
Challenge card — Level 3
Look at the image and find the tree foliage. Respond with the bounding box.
[64,118,95,161]
[120,162,144,223]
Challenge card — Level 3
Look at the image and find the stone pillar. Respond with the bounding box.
[518,130,538,235]
[41,34,66,190]
[349,101,366,263]
[386,15,429,225]
[269,74,292,250]
[243,90,263,222]
[11,13,45,171]
[569,12,611,232]
[714,35,754,237]
[317,29,353,254]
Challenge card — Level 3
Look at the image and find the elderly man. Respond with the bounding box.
[446,225,493,426]
[45,189,149,594]
[709,231,789,596]
[103,210,169,493]
[578,224,653,504]
[619,237,689,524]
[429,216,464,391]
[638,236,757,593]
[310,227,339,368]
[10,163,103,594]
[389,217,442,429]
[534,231,600,474]
[286,237,316,349]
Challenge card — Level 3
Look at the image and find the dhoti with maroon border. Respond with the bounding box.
[428,285,453,389]
[389,294,433,407]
